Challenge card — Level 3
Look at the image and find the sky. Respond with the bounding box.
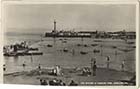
[3,4,136,33]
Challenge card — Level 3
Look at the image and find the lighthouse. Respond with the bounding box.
[54,20,56,33]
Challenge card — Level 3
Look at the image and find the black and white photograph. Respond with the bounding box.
[2,2,138,86]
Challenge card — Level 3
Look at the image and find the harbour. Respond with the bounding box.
[4,32,136,85]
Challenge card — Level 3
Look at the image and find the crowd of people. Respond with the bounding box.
[40,78,78,86]
[82,56,126,76]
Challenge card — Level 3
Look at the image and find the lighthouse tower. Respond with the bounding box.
[54,20,56,33]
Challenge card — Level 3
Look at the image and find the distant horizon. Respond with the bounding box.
[5,27,136,35]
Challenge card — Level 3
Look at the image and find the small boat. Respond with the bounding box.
[80,51,88,55]
[47,44,53,47]
[126,42,135,44]
[111,46,117,49]
[84,44,88,47]
[77,44,82,46]
[59,39,63,40]
[94,40,102,42]
[93,49,100,53]
[91,44,98,47]
[62,40,67,43]
[25,52,43,55]
[4,52,18,56]
[4,51,43,56]
[132,46,136,48]
[29,48,39,51]
[64,38,67,40]
[63,48,68,52]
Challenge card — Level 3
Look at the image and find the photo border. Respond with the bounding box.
[1,1,139,89]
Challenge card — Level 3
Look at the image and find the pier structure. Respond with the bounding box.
[45,21,136,39]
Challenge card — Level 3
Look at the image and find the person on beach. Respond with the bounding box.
[59,80,66,86]
[38,64,41,69]
[42,80,48,85]
[13,44,18,52]
[22,61,26,70]
[91,58,96,76]
[3,64,6,71]
[106,56,110,69]
[40,79,43,85]
[53,68,57,76]
[37,64,42,75]
[69,80,78,86]
[52,65,62,76]
[121,60,125,71]
[40,79,48,85]
[92,61,97,76]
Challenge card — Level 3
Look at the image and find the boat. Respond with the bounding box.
[47,44,53,47]
[77,44,82,46]
[3,41,43,57]
[93,49,100,53]
[4,52,18,56]
[91,44,98,47]
[62,40,67,43]
[111,46,117,49]
[84,44,88,47]
[29,48,39,51]
[94,40,102,42]
[80,51,88,55]
[4,50,43,57]
[63,48,68,52]
[126,42,135,44]
[24,52,43,55]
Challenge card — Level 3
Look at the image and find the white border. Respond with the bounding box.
[1,1,139,89]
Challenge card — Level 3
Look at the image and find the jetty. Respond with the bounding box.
[45,20,136,39]
[3,41,43,57]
